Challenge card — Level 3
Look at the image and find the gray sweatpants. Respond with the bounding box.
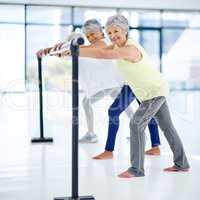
[128,96,190,177]
[82,87,133,133]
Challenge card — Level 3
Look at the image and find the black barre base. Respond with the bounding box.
[54,196,95,200]
[31,137,53,143]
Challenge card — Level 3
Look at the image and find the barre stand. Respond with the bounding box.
[54,37,95,200]
[31,57,53,143]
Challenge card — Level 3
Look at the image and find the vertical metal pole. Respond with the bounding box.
[159,28,163,73]
[31,57,53,143]
[71,45,79,198]
[38,57,44,139]
[54,38,94,200]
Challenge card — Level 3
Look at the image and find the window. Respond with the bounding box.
[26,25,73,91]
[25,5,74,91]
[162,29,200,89]
[162,11,200,28]
[1,4,200,92]
[74,8,117,26]
[119,10,161,27]
[27,6,72,25]
[0,5,25,92]
[0,5,24,23]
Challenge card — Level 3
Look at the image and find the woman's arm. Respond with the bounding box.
[79,45,142,62]
[80,41,107,48]
[80,44,92,48]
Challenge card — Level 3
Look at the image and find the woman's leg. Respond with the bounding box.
[82,97,94,133]
[154,100,190,171]
[119,96,189,178]
[145,118,161,155]
[110,87,161,154]
[136,99,161,155]
[80,89,116,143]
[110,87,134,120]
[110,88,134,140]
[106,85,135,151]
[119,96,166,177]
[80,97,98,143]
[93,85,135,159]
[148,118,161,147]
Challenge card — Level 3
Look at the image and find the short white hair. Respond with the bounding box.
[106,14,129,33]
[82,19,103,34]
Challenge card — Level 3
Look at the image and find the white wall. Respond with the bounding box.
[0,0,200,10]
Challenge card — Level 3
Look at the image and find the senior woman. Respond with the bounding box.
[82,19,162,157]
[61,14,190,178]
[47,19,162,155]
[79,19,134,144]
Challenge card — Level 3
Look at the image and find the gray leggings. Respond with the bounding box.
[82,88,133,133]
[128,96,190,177]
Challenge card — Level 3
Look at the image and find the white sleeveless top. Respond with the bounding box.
[79,57,124,97]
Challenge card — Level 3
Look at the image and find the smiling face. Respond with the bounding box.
[106,25,127,47]
[85,30,104,44]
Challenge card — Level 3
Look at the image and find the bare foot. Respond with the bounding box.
[92,151,113,160]
[145,146,160,156]
[164,166,189,172]
[118,170,136,178]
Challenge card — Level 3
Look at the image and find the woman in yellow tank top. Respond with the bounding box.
[62,14,190,178]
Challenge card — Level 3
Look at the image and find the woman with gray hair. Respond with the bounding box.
[46,18,162,154]
[36,19,134,144]
[79,18,134,143]
[80,19,162,157]
[61,14,190,177]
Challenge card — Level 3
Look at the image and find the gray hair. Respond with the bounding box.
[82,19,103,34]
[105,14,129,33]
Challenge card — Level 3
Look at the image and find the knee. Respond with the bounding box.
[159,122,170,133]
[108,106,116,117]
[129,116,142,129]
[82,97,89,108]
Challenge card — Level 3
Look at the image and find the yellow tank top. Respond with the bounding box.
[117,40,169,101]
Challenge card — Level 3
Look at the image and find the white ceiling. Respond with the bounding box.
[0,0,200,10]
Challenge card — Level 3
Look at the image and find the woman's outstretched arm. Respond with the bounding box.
[79,45,142,62]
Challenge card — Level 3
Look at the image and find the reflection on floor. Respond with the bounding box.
[0,91,200,200]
